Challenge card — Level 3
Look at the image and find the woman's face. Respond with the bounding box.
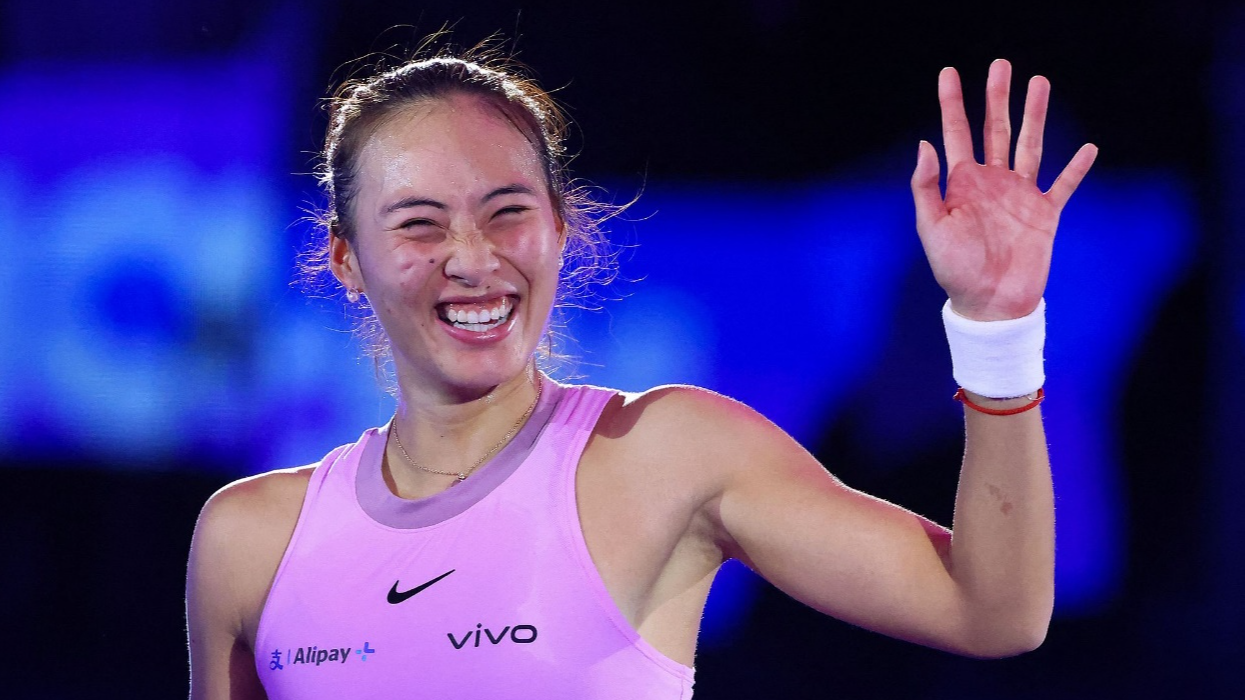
[332,94,563,397]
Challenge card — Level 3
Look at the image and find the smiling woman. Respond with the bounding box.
[330,93,564,399]
[303,52,615,378]
[186,40,1096,700]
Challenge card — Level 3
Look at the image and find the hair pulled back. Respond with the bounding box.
[303,39,619,376]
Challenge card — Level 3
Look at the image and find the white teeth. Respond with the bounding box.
[441,297,515,331]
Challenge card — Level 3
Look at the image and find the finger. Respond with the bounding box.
[1014,75,1050,180]
[911,140,946,232]
[1046,143,1099,209]
[938,67,975,171]
[983,59,1013,168]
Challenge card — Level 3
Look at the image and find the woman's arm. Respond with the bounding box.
[682,60,1095,657]
[187,483,271,699]
[948,389,1054,653]
[654,386,1045,658]
[187,472,308,699]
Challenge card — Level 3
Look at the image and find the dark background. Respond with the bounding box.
[2,0,1243,697]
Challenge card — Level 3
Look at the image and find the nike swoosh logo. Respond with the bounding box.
[387,569,455,605]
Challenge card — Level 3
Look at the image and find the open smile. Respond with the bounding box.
[435,295,519,339]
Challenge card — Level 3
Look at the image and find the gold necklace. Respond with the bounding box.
[389,376,543,485]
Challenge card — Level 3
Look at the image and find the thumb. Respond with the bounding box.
[910,140,944,233]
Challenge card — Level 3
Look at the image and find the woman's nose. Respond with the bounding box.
[442,233,501,286]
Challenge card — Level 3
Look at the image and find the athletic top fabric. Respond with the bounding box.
[255,380,696,699]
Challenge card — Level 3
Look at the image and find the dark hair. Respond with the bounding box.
[300,40,620,381]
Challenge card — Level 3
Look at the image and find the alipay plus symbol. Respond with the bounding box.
[269,649,285,671]
[355,642,376,661]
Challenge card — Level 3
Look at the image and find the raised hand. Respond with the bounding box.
[911,59,1098,321]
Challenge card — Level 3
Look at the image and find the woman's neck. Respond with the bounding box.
[384,367,543,498]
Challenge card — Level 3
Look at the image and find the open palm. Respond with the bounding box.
[911,59,1098,321]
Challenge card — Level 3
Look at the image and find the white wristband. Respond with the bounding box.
[942,298,1046,399]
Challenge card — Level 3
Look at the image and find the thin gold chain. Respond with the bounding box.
[389,376,543,485]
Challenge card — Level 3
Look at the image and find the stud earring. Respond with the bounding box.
[346,288,361,303]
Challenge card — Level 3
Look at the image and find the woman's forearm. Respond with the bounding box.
[949,392,1055,657]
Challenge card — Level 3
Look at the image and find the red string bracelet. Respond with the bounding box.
[953,387,1045,416]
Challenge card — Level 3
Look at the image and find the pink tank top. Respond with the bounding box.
[255,381,696,699]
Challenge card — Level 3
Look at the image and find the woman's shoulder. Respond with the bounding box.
[188,464,320,645]
[579,383,798,547]
[195,438,361,534]
[589,383,780,474]
[191,465,317,586]
[597,383,771,436]
[198,466,315,532]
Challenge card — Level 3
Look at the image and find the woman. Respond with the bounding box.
[186,50,1096,698]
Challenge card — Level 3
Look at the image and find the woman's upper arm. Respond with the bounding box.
[187,473,306,699]
[644,386,971,652]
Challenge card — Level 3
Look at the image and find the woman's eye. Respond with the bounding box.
[400,218,436,229]
[493,206,529,218]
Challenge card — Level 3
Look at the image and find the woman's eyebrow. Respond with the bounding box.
[481,184,535,202]
[383,196,446,215]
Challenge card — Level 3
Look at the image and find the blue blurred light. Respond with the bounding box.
[92,255,190,342]
[1237,278,1245,345]
[0,160,22,448]
[700,559,758,647]
[0,56,290,460]
[573,181,919,439]
[1043,174,1194,613]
